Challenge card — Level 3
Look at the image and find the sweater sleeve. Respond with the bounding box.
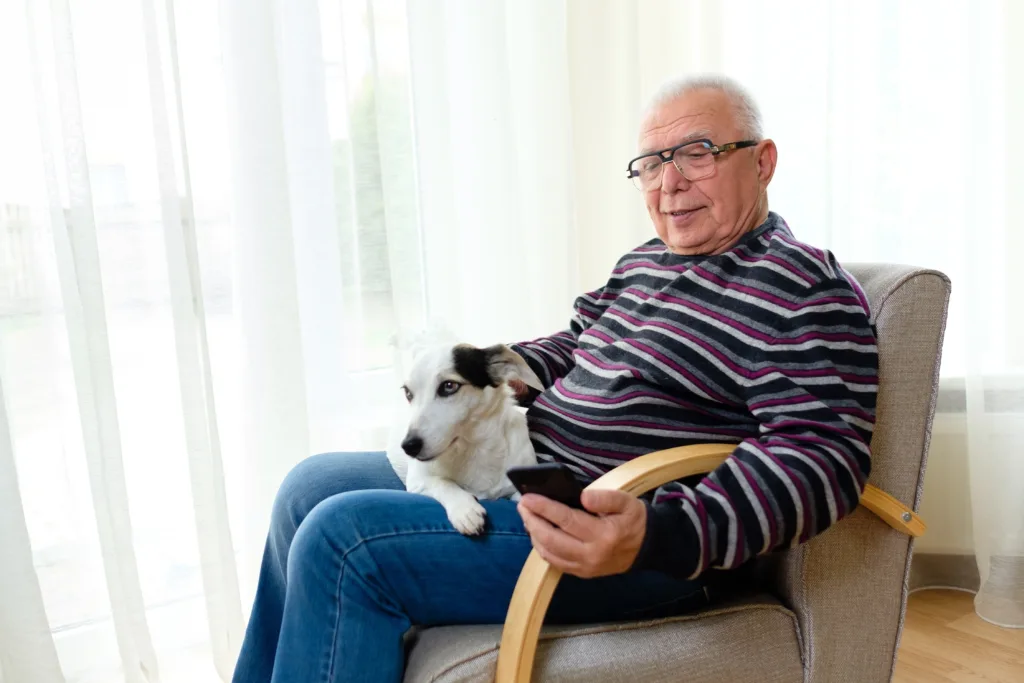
[630,276,879,579]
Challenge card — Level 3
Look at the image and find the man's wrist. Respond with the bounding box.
[629,500,701,578]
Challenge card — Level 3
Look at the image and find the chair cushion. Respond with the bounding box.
[403,594,803,682]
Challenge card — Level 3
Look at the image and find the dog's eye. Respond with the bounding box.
[437,380,461,397]
[402,386,413,402]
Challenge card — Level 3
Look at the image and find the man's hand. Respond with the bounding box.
[517,489,647,578]
[508,378,529,401]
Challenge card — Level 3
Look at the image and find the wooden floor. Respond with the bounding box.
[894,589,1024,682]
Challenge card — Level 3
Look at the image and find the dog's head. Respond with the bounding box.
[398,343,543,461]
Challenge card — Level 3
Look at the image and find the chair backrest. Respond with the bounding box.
[772,263,951,682]
[847,264,950,525]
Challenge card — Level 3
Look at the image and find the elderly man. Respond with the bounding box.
[232,76,877,683]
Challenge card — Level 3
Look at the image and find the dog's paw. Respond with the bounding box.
[446,498,487,536]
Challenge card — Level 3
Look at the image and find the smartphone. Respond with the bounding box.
[506,462,586,510]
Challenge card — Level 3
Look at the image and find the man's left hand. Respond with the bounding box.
[517,489,647,578]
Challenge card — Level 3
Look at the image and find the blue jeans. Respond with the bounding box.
[232,452,709,683]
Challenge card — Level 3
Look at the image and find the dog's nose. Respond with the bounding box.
[401,434,424,457]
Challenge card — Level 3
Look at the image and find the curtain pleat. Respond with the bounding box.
[29,0,159,680]
[0,374,65,683]
[276,0,354,455]
[138,0,243,675]
[219,0,311,586]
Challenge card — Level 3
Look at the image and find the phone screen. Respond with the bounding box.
[506,463,586,510]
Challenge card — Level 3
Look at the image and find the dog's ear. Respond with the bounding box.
[482,345,545,392]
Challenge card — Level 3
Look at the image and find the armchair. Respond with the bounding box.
[404,264,950,683]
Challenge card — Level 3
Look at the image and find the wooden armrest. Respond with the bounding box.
[494,443,925,683]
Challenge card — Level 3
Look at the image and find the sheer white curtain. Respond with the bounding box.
[1,0,586,680]
[1,0,1021,681]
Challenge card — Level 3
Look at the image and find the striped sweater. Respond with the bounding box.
[511,212,878,579]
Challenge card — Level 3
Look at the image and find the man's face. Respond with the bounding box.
[638,89,777,255]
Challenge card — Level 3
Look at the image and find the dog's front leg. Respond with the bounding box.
[414,476,487,536]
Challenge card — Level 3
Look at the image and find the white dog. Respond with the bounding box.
[386,342,544,535]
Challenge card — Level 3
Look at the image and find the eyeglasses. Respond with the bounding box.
[626,138,758,191]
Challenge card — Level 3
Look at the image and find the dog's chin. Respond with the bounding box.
[413,436,459,462]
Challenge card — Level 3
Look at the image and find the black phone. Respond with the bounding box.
[506,463,586,510]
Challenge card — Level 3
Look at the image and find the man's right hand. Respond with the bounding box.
[508,378,529,400]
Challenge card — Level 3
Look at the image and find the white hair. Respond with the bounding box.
[644,74,764,141]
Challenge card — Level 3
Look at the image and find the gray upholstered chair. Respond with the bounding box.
[403,264,951,683]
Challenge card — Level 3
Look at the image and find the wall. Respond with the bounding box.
[917,416,974,555]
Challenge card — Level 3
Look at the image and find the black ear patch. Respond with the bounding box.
[452,345,499,389]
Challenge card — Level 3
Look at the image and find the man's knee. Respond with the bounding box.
[271,453,335,534]
[271,452,398,536]
[286,490,399,575]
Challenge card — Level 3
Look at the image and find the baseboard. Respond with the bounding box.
[909,552,981,592]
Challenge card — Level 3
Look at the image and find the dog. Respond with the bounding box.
[386,341,544,535]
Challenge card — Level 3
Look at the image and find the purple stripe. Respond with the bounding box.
[608,307,872,383]
[519,343,560,383]
[595,288,628,302]
[767,417,861,440]
[536,352,559,384]
[553,383,726,419]
[625,286,769,338]
[768,440,846,519]
[773,231,829,266]
[531,424,631,461]
[516,335,573,366]
[734,457,778,548]
[773,329,876,345]
[613,260,690,276]
[634,288,873,346]
[536,446,605,480]
[574,350,644,380]
[731,250,816,285]
[686,489,712,572]
[805,369,876,384]
[745,440,814,544]
[703,480,746,568]
[765,435,864,486]
[537,394,753,437]
[750,397,876,426]
[835,405,876,423]
[522,338,571,367]
[622,338,730,403]
[690,265,860,311]
[548,332,577,355]
[582,328,617,345]
[785,369,877,384]
[748,395,820,411]
[538,396,678,431]
[545,339,576,364]
[839,266,872,315]
[608,308,770,381]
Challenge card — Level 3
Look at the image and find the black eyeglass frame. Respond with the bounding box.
[625,138,759,187]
